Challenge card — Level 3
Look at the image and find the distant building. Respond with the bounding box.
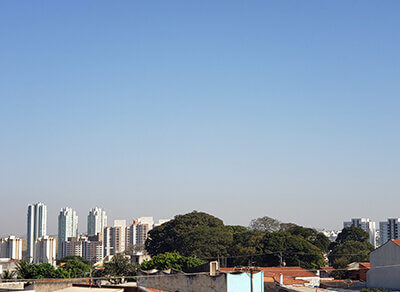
[104,222,126,257]
[126,217,169,252]
[126,219,138,250]
[136,217,154,247]
[57,207,78,258]
[87,208,107,235]
[379,218,400,245]
[60,236,103,264]
[34,236,56,266]
[83,239,103,264]
[344,218,376,247]
[367,239,400,289]
[154,219,170,228]
[27,202,47,262]
[0,236,23,260]
[60,237,84,258]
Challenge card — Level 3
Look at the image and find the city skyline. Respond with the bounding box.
[1,1,399,235]
[4,202,400,238]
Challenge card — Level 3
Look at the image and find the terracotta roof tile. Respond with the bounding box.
[391,239,400,247]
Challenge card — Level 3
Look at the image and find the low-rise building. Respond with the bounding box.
[367,239,400,289]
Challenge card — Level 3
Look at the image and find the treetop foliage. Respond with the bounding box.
[140,252,206,272]
[146,211,233,258]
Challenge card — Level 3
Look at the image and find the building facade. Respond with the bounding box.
[34,236,56,266]
[87,208,107,235]
[379,218,400,245]
[367,239,400,289]
[104,224,126,257]
[344,218,376,247]
[27,202,47,262]
[0,236,23,260]
[57,207,78,258]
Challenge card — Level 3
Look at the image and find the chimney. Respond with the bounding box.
[210,261,219,276]
[279,273,284,285]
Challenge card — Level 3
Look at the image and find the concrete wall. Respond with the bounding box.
[368,240,400,289]
[138,272,227,292]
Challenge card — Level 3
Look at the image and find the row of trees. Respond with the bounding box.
[145,211,374,273]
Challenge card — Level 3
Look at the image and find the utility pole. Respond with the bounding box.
[278,251,283,267]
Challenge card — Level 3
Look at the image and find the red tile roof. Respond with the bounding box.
[392,239,400,247]
[359,263,370,269]
[220,266,317,286]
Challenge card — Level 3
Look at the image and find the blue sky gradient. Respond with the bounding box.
[1,1,399,235]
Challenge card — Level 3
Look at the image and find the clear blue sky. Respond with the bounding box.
[1,1,399,236]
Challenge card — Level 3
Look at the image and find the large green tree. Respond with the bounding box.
[328,227,374,279]
[331,227,370,248]
[145,211,233,258]
[260,231,326,269]
[285,225,330,252]
[140,252,205,272]
[227,225,264,266]
[98,253,136,283]
[59,258,91,278]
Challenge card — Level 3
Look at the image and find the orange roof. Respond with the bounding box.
[320,266,335,272]
[359,263,370,269]
[221,266,316,286]
[391,239,400,247]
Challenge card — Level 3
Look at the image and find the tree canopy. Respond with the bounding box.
[285,225,330,252]
[260,231,326,269]
[146,211,233,258]
[140,252,206,272]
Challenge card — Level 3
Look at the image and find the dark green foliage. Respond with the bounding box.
[1,270,16,279]
[227,227,264,266]
[327,226,374,278]
[15,262,69,279]
[285,225,330,252]
[95,253,136,283]
[329,240,374,278]
[145,211,233,258]
[260,231,326,269]
[249,216,282,232]
[361,289,387,292]
[330,227,370,250]
[57,256,91,266]
[59,258,91,278]
[140,252,205,271]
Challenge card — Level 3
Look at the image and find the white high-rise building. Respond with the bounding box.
[27,203,47,262]
[343,218,376,247]
[34,236,56,266]
[379,218,400,245]
[0,236,23,260]
[58,207,78,258]
[87,208,107,235]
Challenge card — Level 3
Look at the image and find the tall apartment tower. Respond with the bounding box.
[379,218,400,245]
[343,218,376,247]
[27,203,47,262]
[87,208,107,235]
[0,236,23,260]
[57,207,79,258]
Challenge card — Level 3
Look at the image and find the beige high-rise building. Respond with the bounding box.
[0,236,23,260]
[104,221,126,257]
[34,236,56,266]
